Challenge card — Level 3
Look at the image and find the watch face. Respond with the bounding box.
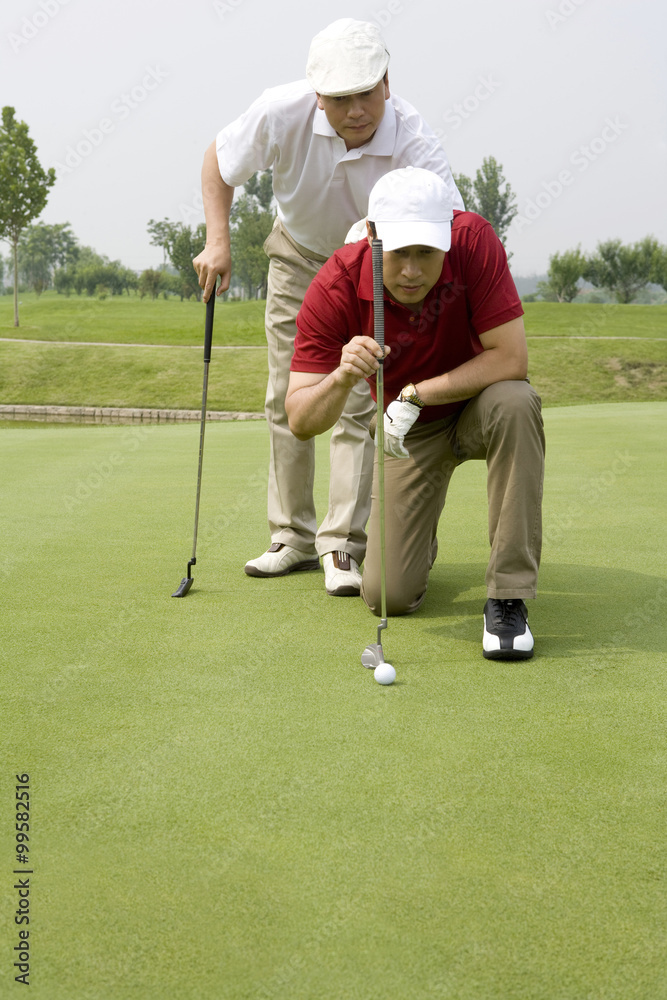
[401,384,423,407]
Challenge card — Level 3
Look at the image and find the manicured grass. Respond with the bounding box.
[523,301,667,339]
[3,292,666,345]
[526,336,667,406]
[1,295,665,413]
[0,341,268,413]
[1,335,665,412]
[2,403,666,998]
[0,291,268,346]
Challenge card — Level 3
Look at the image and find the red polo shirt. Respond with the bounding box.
[292,211,524,420]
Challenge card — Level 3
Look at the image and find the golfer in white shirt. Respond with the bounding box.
[193,18,462,596]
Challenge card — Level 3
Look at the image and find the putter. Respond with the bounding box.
[361,225,389,668]
[172,286,216,597]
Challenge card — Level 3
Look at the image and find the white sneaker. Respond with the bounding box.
[244,543,319,578]
[323,551,362,596]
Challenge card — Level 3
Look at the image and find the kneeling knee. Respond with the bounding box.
[361,578,423,617]
[487,380,541,416]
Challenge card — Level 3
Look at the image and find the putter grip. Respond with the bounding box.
[371,238,384,351]
[204,292,215,364]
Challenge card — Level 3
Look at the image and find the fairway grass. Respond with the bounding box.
[0,291,268,346]
[1,296,665,414]
[3,293,666,344]
[0,341,269,414]
[2,403,666,999]
[1,332,666,415]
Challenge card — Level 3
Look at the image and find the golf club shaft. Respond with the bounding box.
[371,235,388,637]
[171,289,216,596]
[189,291,216,566]
[190,364,209,563]
[376,360,388,646]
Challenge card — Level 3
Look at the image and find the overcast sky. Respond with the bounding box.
[1,0,665,276]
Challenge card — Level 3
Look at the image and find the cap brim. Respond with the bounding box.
[311,67,388,98]
[376,219,452,253]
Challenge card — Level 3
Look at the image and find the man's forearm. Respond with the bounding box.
[286,372,355,440]
[194,143,236,297]
[416,349,526,407]
[201,142,234,246]
[415,319,528,407]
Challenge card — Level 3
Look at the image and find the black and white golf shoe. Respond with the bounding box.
[483,599,534,660]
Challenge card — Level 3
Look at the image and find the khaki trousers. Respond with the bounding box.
[263,218,376,562]
[360,380,546,615]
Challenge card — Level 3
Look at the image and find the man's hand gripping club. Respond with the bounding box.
[286,336,391,441]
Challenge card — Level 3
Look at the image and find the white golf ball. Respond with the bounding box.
[374,662,396,685]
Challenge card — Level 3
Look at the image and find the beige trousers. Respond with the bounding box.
[263,218,376,562]
[361,380,546,615]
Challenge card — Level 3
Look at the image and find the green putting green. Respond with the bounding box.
[2,402,666,999]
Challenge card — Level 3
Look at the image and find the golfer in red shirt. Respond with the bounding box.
[286,167,545,659]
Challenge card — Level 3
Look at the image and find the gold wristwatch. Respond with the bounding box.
[398,383,425,409]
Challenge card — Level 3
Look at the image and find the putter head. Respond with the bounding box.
[172,576,193,598]
[361,643,384,669]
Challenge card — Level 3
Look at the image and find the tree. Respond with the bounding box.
[229,170,274,298]
[167,223,206,300]
[584,236,660,304]
[53,264,76,296]
[230,195,274,298]
[138,268,164,300]
[53,244,136,297]
[537,246,586,302]
[650,242,667,295]
[147,218,172,267]
[145,219,205,299]
[243,169,273,211]
[146,170,274,301]
[453,156,517,249]
[159,272,191,300]
[0,107,56,325]
[18,222,79,295]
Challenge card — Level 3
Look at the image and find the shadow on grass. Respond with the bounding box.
[413,561,666,659]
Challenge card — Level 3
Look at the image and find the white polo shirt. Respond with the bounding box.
[216,79,463,258]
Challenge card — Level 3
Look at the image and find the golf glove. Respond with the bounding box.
[382,399,421,459]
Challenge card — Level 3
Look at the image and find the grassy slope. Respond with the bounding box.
[2,404,666,999]
[2,293,666,343]
[0,295,665,412]
[522,301,667,338]
[0,292,268,345]
[0,342,269,413]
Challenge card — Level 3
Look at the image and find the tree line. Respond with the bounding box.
[0,171,275,314]
[532,239,667,304]
[0,104,277,324]
[1,105,665,328]
[144,168,274,301]
[450,159,666,304]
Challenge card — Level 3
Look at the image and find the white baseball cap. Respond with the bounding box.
[368,167,454,252]
[306,18,390,97]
